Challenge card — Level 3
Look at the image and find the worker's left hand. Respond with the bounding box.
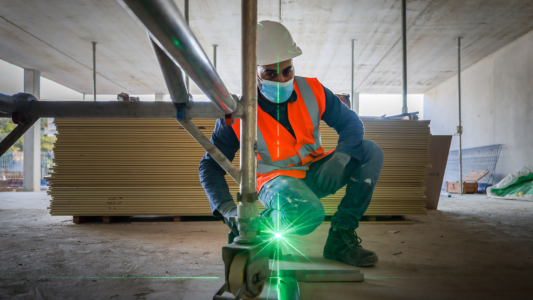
[314,152,351,194]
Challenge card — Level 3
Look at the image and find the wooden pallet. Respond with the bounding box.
[71,215,414,225]
[72,216,180,224]
[358,215,415,225]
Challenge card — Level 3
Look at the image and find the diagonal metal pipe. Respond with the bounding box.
[149,37,189,105]
[177,118,241,184]
[0,117,39,157]
[117,0,238,114]
[149,36,241,184]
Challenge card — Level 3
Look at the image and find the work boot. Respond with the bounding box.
[323,228,378,267]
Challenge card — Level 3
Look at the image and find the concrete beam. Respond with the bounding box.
[23,69,41,192]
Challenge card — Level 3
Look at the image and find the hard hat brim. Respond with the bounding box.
[257,46,302,66]
[257,48,302,66]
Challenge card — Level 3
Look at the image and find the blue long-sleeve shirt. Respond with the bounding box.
[199,84,365,216]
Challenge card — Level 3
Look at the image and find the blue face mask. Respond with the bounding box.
[259,78,295,104]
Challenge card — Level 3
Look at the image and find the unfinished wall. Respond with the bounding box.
[424,29,533,182]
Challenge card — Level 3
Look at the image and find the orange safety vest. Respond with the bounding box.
[232,76,335,192]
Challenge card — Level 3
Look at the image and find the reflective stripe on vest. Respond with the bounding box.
[256,76,323,174]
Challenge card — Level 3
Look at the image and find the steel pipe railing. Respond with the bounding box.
[0,98,242,119]
[0,93,16,114]
[117,0,238,115]
[0,93,37,115]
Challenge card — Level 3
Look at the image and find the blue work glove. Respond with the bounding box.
[314,152,351,194]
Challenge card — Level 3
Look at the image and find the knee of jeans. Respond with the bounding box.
[290,203,325,236]
[362,140,384,164]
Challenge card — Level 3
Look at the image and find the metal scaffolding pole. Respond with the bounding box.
[184,0,190,91]
[150,37,190,104]
[351,39,356,112]
[279,0,282,22]
[0,97,241,119]
[150,37,241,183]
[213,44,218,69]
[401,0,408,114]
[457,37,463,195]
[92,41,97,101]
[0,118,39,157]
[236,0,259,243]
[118,0,238,114]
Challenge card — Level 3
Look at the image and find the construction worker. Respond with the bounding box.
[199,21,384,267]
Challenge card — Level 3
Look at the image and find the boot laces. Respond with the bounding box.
[345,230,362,247]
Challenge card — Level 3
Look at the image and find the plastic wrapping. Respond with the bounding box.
[487,164,533,201]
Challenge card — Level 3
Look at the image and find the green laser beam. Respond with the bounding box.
[0,277,218,280]
[365,276,530,279]
[281,238,314,264]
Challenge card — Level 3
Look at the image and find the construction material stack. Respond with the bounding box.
[48,118,220,216]
[48,118,429,217]
[321,119,430,216]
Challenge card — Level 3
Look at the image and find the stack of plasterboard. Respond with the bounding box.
[48,118,429,216]
[320,119,430,216]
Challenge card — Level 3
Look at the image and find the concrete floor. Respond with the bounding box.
[1,192,532,300]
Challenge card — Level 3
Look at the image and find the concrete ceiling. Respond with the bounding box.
[1,0,533,96]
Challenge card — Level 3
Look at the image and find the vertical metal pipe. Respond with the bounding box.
[213,44,218,69]
[240,0,257,197]
[237,0,258,240]
[184,0,190,91]
[401,0,408,114]
[457,37,463,195]
[279,0,282,22]
[351,39,355,111]
[92,41,97,101]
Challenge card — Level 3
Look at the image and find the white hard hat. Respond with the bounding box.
[257,20,302,66]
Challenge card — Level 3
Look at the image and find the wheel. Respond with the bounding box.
[228,254,265,299]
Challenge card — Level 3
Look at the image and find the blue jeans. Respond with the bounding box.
[258,140,384,235]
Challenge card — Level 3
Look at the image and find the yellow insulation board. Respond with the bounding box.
[48,118,430,216]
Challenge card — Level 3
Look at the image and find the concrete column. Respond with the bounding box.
[23,69,41,192]
[352,92,360,115]
[155,93,164,101]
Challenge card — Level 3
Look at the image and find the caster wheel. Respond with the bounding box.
[228,254,265,299]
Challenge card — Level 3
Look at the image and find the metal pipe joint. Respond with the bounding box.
[0,93,37,115]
